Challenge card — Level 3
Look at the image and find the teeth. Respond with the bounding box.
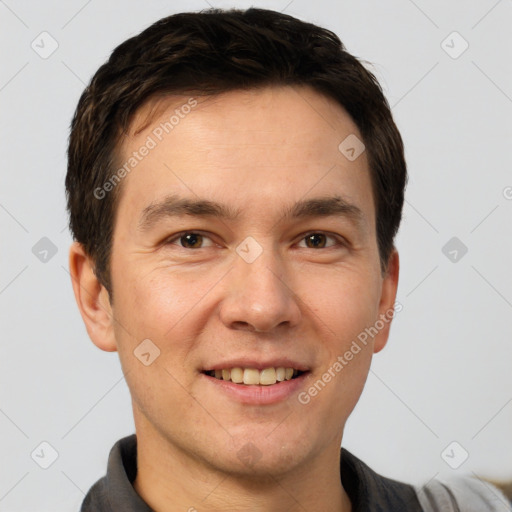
[259,367,276,385]
[243,368,260,385]
[207,366,300,385]
[230,367,243,383]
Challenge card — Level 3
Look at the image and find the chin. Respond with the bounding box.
[213,429,312,478]
[209,450,303,480]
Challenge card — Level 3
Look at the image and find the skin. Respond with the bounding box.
[69,85,399,512]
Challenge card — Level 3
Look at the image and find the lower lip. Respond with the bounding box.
[201,372,309,405]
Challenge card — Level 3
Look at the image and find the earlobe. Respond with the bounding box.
[68,241,117,352]
[373,249,400,354]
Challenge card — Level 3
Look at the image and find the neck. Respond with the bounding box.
[132,421,352,512]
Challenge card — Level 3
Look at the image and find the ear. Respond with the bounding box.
[373,249,400,354]
[68,241,117,352]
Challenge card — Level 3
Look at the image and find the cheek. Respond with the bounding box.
[299,269,379,395]
[298,288,376,427]
[113,266,208,338]
[108,270,193,389]
[311,269,382,410]
[110,271,209,423]
[111,265,229,405]
[304,266,382,346]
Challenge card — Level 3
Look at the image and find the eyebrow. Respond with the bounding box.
[137,193,365,232]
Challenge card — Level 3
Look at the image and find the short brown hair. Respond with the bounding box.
[66,7,407,298]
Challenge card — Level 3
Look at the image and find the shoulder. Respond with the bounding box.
[79,434,142,512]
[341,448,423,511]
[80,476,110,512]
[416,475,512,512]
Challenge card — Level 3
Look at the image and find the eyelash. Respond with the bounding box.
[164,231,346,250]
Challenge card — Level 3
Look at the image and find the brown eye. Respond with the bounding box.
[304,233,327,248]
[180,233,203,248]
[166,231,216,249]
[298,232,342,249]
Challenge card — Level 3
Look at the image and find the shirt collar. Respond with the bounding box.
[94,434,421,511]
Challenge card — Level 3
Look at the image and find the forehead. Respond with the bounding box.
[123,85,362,161]
[114,85,374,227]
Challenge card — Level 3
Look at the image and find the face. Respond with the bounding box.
[78,85,398,478]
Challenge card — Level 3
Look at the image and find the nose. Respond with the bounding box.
[218,245,302,333]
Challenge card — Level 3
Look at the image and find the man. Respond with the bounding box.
[66,7,510,511]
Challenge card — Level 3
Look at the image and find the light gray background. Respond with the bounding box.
[1,0,511,510]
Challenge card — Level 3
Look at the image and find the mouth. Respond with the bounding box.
[202,367,306,386]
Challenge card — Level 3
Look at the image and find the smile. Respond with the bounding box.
[203,367,304,385]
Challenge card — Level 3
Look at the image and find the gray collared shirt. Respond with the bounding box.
[81,435,512,511]
[80,434,425,511]
[80,434,422,512]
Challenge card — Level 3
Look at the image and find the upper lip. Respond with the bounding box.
[202,358,310,372]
